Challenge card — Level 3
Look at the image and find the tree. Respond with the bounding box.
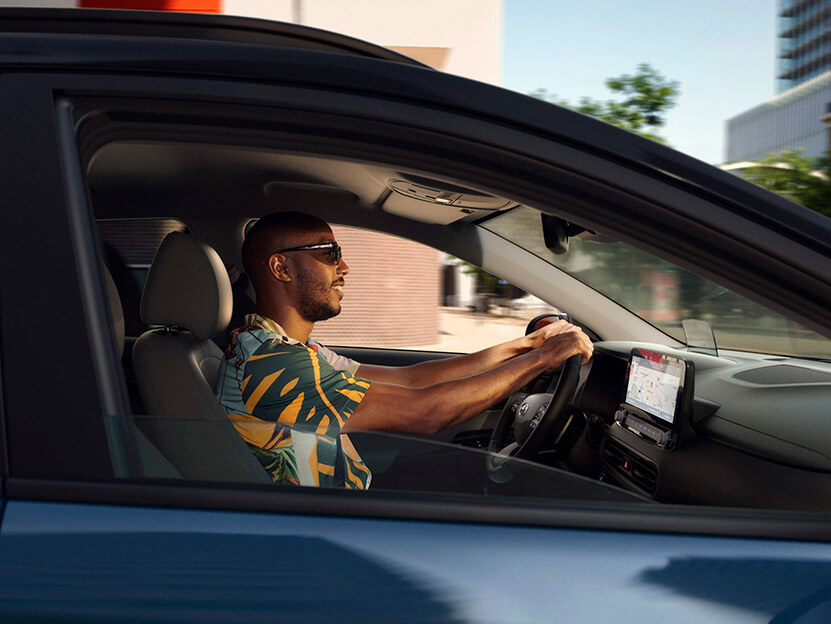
[531,63,680,143]
[739,150,831,218]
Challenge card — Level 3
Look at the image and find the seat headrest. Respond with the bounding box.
[140,232,232,340]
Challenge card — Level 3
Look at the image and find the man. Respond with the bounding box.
[216,211,593,489]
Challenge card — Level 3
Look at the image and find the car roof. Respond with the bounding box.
[0,7,426,66]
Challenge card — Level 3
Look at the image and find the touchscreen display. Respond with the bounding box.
[625,351,685,424]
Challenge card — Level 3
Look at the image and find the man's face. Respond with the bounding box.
[287,227,348,322]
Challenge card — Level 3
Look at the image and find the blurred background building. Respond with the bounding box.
[726,0,831,162]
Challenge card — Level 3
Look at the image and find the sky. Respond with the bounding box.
[502,0,778,164]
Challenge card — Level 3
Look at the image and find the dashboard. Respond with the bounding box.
[575,342,831,511]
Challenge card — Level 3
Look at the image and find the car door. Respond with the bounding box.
[3,13,831,624]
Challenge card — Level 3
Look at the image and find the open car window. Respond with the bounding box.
[47,68,829,528]
[311,225,562,354]
[82,133,831,515]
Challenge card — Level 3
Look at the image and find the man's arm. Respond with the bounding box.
[342,328,592,435]
[356,320,585,387]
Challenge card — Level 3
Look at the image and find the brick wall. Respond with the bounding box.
[311,226,441,348]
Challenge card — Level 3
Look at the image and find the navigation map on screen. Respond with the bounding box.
[625,352,684,424]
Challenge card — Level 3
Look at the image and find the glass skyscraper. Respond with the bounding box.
[726,0,831,162]
[777,0,831,93]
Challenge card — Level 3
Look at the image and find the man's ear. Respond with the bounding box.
[267,254,291,282]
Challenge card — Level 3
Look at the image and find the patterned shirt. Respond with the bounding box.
[215,314,372,489]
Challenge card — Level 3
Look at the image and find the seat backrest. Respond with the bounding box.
[102,264,125,359]
[103,262,182,479]
[132,232,271,483]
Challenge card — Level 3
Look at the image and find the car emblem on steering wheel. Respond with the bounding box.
[518,403,529,418]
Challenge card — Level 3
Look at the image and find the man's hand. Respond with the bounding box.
[526,319,575,347]
[534,323,594,366]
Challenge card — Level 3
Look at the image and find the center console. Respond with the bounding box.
[600,348,695,497]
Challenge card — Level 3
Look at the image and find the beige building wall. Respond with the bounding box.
[224,0,502,84]
[222,0,292,21]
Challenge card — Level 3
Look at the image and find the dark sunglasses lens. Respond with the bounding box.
[330,245,342,263]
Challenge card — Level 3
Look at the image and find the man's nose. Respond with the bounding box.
[337,257,349,275]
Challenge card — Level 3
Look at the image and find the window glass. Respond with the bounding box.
[483,206,831,359]
[80,137,830,521]
[109,415,646,505]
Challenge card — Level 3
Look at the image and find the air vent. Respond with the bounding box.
[602,438,658,495]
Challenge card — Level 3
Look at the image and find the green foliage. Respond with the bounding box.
[531,63,679,143]
[456,260,499,290]
[741,150,831,217]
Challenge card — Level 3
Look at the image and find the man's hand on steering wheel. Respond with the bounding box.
[487,321,592,474]
[534,323,594,366]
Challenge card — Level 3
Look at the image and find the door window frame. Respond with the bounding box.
[1,70,828,543]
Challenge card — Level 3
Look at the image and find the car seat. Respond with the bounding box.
[132,231,271,483]
[100,262,181,479]
[102,265,125,359]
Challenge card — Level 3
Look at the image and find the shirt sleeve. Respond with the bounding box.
[310,340,361,376]
[241,341,370,439]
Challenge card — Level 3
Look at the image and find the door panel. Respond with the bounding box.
[2,500,830,623]
[331,346,455,368]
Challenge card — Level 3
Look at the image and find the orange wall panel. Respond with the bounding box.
[80,0,221,12]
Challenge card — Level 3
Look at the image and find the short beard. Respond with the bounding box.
[295,261,341,322]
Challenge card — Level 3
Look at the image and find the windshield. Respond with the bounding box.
[484,206,831,359]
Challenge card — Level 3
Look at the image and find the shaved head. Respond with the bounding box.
[243,211,332,289]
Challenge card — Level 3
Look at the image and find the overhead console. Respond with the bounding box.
[383,176,515,224]
[601,349,695,497]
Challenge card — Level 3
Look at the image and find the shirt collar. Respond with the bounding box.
[245,313,308,347]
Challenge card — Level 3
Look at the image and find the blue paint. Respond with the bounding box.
[2,501,830,623]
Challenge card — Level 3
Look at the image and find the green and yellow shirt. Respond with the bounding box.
[216,314,371,489]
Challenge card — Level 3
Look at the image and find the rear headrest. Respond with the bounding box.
[140,232,232,340]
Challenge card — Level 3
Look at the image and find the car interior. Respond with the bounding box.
[88,130,831,512]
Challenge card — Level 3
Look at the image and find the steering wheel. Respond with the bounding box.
[487,353,583,461]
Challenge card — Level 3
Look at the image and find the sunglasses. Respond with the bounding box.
[275,242,343,264]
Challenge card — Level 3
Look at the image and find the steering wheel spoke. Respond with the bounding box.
[488,354,584,461]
